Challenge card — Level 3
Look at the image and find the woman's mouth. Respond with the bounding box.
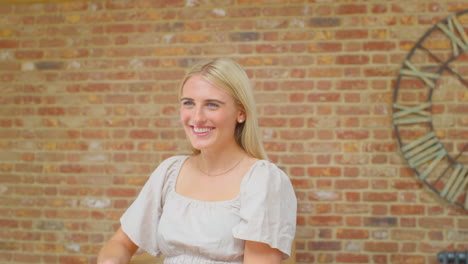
[193,126,215,135]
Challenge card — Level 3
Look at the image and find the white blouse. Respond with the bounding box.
[120,155,297,264]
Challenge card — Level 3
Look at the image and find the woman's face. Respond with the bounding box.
[180,75,245,153]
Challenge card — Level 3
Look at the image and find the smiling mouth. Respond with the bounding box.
[193,127,215,134]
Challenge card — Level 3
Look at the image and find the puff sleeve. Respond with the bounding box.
[232,161,297,258]
[120,156,181,257]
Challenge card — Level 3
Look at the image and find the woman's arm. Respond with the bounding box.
[97,227,139,264]
[243,240,283,264]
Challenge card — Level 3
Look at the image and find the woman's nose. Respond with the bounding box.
[193,107,206,123]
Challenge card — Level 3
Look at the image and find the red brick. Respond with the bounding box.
[419,217,454,228]
[13,253,40,263]
[335,179,368,189]
[308,167,341,177]
[392,180,424,190]
[308,42,342,52]
[372,4,388,13]
[337,229,369,239]
[390,255,426,264]
[296,252,315,263]
[264,6,306,16]
[281,154,314,165]
[336,55,369,65]
[309,216,342,226]
[307,92,340,102]
[365,242,398,252]
[364,41,396,51]
[105,1,135,9]
[280,130,314,140]
[336,29,368,39]
[373,255,388,263]
[308,241,341,250]
[291,179,313,189]
[0,219,19,228]
[15,50,44,59]
[0,40,19,49]
[256,44,288,53]
[106,188,136,198]
[59,256,88,264]
[364,192,397,202]
[309,68,343,78]
[36,15,64,24]
[391,205,425,215]
[336,4,367,15]
[336,105,370,115]
[391,230,425,241]
[336,130,370,140]
[336,253,369,263]
[345,192,360,202]
[106,24,135,34]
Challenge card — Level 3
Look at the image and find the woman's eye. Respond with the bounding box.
[207,102,219,109]
[182,101,194,106]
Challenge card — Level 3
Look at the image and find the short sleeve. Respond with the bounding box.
[120,156,183,257]
[232,161,297,259]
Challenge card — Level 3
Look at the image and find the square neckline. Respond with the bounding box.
[172,155,264,204]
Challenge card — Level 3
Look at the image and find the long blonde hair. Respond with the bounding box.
[179,58,267,160]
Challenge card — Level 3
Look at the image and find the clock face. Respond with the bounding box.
[393,9,468,210]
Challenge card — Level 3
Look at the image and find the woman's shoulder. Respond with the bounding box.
[157,155,190,168]
[242,159,290,187]
[250,159,287,175]
[148,155,190,182]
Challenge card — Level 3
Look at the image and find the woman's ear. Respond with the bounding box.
[237,106,246,123]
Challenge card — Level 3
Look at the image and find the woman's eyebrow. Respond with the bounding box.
[206,99,226,104]
[180,97,226,104]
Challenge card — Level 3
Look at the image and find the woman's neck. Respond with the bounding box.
[196,145,246,175]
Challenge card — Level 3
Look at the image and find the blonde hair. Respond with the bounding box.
[179,58,267,160]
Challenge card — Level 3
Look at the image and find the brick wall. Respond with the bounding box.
[1,0,468,263]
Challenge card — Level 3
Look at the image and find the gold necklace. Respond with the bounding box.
[197,156,244,177]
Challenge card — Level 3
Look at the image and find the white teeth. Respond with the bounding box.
[194,127,212,133]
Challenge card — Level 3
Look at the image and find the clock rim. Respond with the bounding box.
[392,9,468,210]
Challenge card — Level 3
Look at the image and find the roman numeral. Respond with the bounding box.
[393,102,432,125]
[399,60,440,89]
[401,132,447,180]
[437,15,468,56]
[440,164,468,204]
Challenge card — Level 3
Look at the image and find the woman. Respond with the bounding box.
[97,58,297,264]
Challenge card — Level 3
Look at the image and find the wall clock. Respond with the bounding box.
[392,9,468,210]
